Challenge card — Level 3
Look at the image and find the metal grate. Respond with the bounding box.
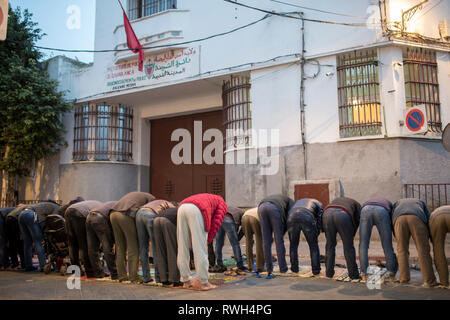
[403,47,442,134]
[144,0,177,16]
[222,75,252,150]
[404,183,449,212]
[73,104,133,162]
[128,0,176,19]
[127,0,143,20]
[337,49,382,138]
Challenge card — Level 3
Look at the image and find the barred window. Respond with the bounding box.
[403,47,441,134]
[222,75,252,150]
[337,49,382,138]
[73,104,133,162]
[128,0,177,20]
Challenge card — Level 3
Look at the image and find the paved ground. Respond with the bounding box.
[0,269,449,300]
[1,237,449,300]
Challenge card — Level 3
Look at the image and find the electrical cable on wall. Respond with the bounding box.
[223,0,383,27]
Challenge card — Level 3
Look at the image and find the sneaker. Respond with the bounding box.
[361,274,367,282]
[265,273,276,279]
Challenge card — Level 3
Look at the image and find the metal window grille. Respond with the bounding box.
[337,49,382,138]
[403,47,442,134]
[222,75,252,150]
[404,183,450,212]
[73,104,133,162]
[144,0,176,16]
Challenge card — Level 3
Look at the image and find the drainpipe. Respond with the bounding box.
[299,12,307,180]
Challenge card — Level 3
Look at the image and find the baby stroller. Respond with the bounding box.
[43,214,71,275]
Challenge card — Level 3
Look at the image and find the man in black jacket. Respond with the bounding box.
[258,194,294,278]
[287,198,323,275]
[322,197,361,280]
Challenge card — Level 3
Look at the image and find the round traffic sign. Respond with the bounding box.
[406,108,425,132]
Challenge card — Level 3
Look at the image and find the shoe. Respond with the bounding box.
[25,267,38,272]
[265,273,276,279]
[361,274,367,282]
[171,281,183,287]
[422,281,439,288]
[217,264,227,273]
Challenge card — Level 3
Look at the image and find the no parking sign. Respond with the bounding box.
[403,105,428,135]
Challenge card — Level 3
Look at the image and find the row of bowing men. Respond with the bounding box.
[0,192,448,290]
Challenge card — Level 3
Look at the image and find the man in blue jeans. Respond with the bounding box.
[214,206,245,271]
[258,194,294,279]
[18,202,60,271]
[359,197,398,282]
[136,199,175,283]
[287,198,323,275]
[323,197,361,280]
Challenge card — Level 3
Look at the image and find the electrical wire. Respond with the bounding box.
[268,0,369,19]
[6,14,271,53]
[223,0,383,27]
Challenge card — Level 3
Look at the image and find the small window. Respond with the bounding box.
[128,0,177,20]
[222,75,252,150]
[403,47,441,134]
[337,49,382,138]
[73,104,133,161]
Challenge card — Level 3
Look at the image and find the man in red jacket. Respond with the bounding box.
[177,193,228,291]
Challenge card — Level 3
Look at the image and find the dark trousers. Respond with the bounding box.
[65,208,94,277]
[5,217,25,268]
[287,209,321,274]
[153,217,180,283]
[323,208,359,279]
[86,212,117,279]
[0,216,6,267]
[258,202,287,274]
[208,242,216,267]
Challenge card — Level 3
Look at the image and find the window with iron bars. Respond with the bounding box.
[127,0,177,20]
[73,104,133,162]
[337,49,382,138]
[222,75,252,151]
[403,47,441,135]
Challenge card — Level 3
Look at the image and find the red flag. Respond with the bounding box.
[119,0,144,71]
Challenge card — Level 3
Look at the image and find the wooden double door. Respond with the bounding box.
[150,110,225,202]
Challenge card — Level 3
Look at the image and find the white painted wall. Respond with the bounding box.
[251,63,302,147]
